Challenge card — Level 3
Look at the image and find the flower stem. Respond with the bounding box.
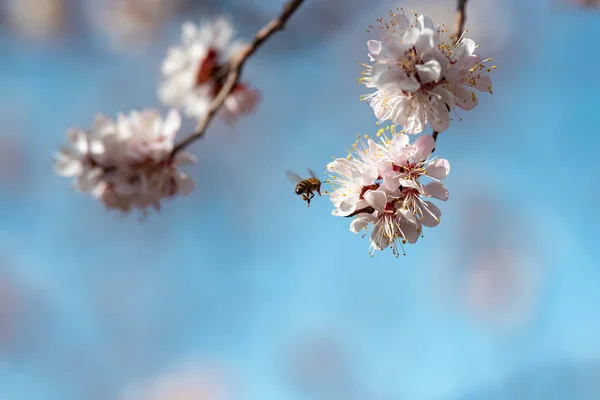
[172,0,307,155]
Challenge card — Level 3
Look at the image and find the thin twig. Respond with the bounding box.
[172,0,306,155]
[453,0,468,39]
[432,0,469,152]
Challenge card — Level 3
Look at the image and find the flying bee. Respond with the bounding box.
[286,169,322,207]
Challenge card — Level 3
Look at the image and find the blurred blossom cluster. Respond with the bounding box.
[55,110,196,214]
[286,336,345,390]
[3,0,67,40]
[433,194,544,332]
[0,0,189,50]
[464,251,540,330]
[159,18,260,122]
[119,366,228,400]
[55,13,260,213]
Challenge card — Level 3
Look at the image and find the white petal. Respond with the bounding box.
[89,139,105,157]
[399,214,420,244]
[91,181,108,198]
[398,207,417,225]
[424,182,449,201]
[338,195,360,213]
[367,40,382,56]
[161,48,187,75]
[359,166,379,187]
[431,86,456,109]
[398,178,419,190]
[77,168,103,192]
[472,74,492,93]
[382,174,400,193]
[421,201,441,227]
[364,190,387,211]
[163,109,182,141]
[393,14,410,29]
[458,54,480,71]
[402,27,420,46]
[397,75,421,93]
[370,65,408,88]
[176,173,195,196]
[182,22,198,44]
[402,98,427,134]
[415,29,436,55]
[211,17,235,49]
[370,225,391,250]
[350,214,376,233]
[416,59,441,84]
[428,101,450,133]
[391,132,409,148]
[454,38,477,60]
[426,159,450,180]
[222,85,260,120]
[67,129,88,154]
[417,15,435,30]
[414,135,435,161]
[55,157,82,177]
[454,85,478,110]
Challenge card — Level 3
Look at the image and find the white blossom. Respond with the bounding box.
[360,10,494,133]
[159,18,260,122]
[54,109,196,214]
[327,127,449,256]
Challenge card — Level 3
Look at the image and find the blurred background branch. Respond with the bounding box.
[453,0,468,40]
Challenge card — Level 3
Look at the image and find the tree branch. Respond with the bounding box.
[432,0,469,152]
[453,0,468,40]
[432,130,440,143]
[172,0,306,155]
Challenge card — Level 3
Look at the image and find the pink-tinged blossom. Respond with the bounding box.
[54,109,196,214]
[119,366,228,400]
[221,83,261,122]
[327,128,449,256]
[159,18,260,122]
[382,134,449,234]
[360,10,494,133]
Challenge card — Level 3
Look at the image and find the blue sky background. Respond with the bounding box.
[1,0,600,399]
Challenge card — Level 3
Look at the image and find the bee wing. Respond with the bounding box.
[307,168,319,180]
[286,170,303,183]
